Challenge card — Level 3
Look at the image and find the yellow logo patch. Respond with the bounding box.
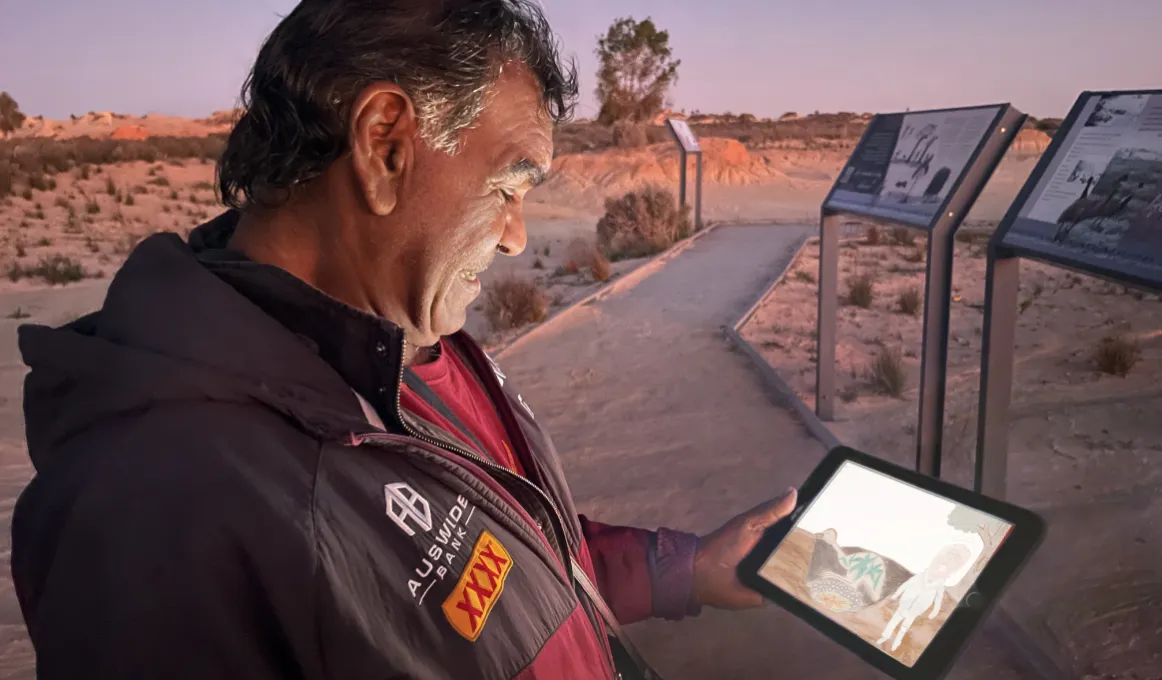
[442,530,513,641]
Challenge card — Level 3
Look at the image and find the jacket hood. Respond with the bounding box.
[19,215,373,469]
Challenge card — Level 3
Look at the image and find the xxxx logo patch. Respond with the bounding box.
[442,530,513,641]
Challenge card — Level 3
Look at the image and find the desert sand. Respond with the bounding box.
[0,112,1148,679]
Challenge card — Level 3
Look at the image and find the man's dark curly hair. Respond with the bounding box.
[217,0,578,210]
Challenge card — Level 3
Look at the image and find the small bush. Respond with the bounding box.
[868,346,907,397]
[28,174,49,191]
[6,307,31,319]
[148,176,170,187]
[132,185,148,194]
[865,226,881,245]
[8,254,87,285]
[169,189,179,200]
[1092,332,1141,377]
[846,273,875,308]
[543,244,551,257]
[105,178,116,195]
[125,193,135,206]
[532,256,544,269]
[85,199,100,214]
[485,275,549,331]
[36,237,52,247]
[21,187,32,200]
[891,227,916,246]
[902,246,924,263]
[596,186,692,260]
[192,181,214,191]
[897,286,921,316]
[565,238,612,282]
[793,269,816,284]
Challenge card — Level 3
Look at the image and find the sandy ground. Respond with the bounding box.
[743,231,1162,678]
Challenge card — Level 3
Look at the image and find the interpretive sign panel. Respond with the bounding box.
[666,119,701,153]
[997,90,1162,289]
[825,105,1005,229]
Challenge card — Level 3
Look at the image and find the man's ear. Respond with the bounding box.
[348,83,417,216]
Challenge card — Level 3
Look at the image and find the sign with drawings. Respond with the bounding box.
[826,105,1005,229]
[997,90,1162,290]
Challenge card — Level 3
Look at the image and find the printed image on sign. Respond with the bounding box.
[826,106,1002,228]
[1000,92,1162,288]
[666,119,701,153]
[443,530,514,641]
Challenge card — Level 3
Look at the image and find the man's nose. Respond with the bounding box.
[497,211,527,257]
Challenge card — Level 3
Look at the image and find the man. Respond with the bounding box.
[12,1,797,677]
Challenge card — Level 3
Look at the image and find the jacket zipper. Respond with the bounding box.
[393,338,579,579]
[388,338,615,676]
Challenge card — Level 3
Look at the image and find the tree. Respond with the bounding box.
[0,92,26,138]
[594,17,680,125]
[946,505,1009,574]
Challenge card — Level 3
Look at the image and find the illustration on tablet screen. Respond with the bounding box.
[758,462,1013,667]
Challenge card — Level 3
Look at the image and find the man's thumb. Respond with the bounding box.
[745,488,798,531]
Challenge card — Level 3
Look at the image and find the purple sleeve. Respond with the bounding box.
[578,516,702,624]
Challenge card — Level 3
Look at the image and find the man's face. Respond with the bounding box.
[367,63,552,346]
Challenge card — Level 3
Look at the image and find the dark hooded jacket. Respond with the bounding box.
[11,212,699,679]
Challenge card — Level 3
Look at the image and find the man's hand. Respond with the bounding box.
[691,488,798,610]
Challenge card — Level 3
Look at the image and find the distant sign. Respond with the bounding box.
[998,91,1162,289]
[666,119,701,153]
[825,105,1004,229]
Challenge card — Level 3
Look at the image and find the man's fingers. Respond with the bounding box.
[743,488,798,531]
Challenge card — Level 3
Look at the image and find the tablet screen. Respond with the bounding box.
[757,461,1013,667]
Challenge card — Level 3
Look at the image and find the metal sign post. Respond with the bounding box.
[666,118,704,230]
[814,104,1026,480]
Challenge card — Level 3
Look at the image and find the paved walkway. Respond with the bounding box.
[497,224,1031,680]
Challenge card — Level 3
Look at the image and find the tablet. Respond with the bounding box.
[737,446,1046,680]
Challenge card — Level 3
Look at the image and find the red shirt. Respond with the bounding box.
[399,341,526,476]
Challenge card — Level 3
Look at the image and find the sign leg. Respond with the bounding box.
[816,214,841,421]
[916,225,954,478]
[975,253,1020,499]
[695,153,703,230]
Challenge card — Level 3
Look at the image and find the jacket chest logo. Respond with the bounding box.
[384,483,433,537]
[442,530,514,641]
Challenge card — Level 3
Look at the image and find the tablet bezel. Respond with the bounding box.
[736,445,1046,680]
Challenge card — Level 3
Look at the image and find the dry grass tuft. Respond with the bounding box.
[485,275,549,331]
[846,273,875,308]
[897,285,921,316]
[867,346,907,397]
[1092,332,1141,377]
